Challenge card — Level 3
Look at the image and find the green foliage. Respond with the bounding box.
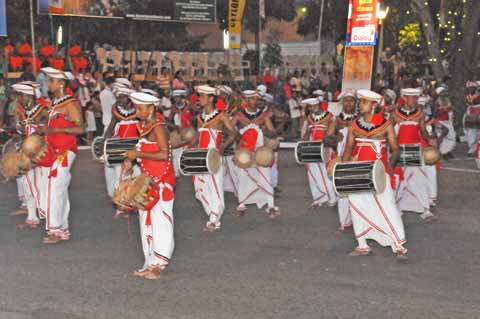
[398,23,422,49]
[262,29,282,68]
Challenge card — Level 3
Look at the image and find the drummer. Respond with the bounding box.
[231,90,280,219]
[104,84,139,217]
[192,85,238,232]
[392,88,437,222]
[301,97,337,209]
[324,90,357,231]
[11,81,49,229]
[342,89,408,261]
[169,89,194,177]
[122,92,175,280]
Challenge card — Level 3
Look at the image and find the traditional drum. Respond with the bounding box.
[113,174,159,211]
[1,151,32,178]
[91,136,105,162]
[464,115,480,129]
[223,142,236,157]
[264,137,281,150]
[178,148,221,176]
[422,146,440,165]
[21,134,57,166]
[233,148,253,168]
[104,137,139,166]
[294,141,331,164]
[169,128,182,147]
[254,146,274,167]
[180,127,196,143]
[398,144,422,167]
[332,160,386,196]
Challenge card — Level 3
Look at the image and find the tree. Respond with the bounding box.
[262,29,282,68]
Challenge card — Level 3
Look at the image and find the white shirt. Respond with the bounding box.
[100,87,115,127]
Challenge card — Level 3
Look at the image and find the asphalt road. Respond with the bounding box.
[0,147,479,319]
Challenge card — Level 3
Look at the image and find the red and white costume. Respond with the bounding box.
[234,107,277,212]
[43,95,79,239]
[305,111,336,207]
[135,119,176,271]
[435,100,456,155]
[394,107,432,216]
[171,102,193,177]
[422,116,442,205]
[348,117,407,253]
[104,104,139,198]
[193,110,225,229]
[475,138,480,169]
[465,104,480,154]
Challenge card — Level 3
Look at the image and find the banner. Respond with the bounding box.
[346,0,380,46]
[228,0,246,49]
[0,0,6,37]
[38,0,217,23]
[342,46,374,90]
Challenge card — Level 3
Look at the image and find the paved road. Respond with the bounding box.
[0,148,479,319]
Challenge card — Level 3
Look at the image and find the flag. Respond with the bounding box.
[228,0,246,49]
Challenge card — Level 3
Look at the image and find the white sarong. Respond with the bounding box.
[397,166,430,213]
[223,155,238,196]
[306,162,336,206]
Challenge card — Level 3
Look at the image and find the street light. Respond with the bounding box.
[375,5,390,82]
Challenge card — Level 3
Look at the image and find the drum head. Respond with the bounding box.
[332,161,342,196]
[294,142,302,165]
[372,160,386,194]
[207,149,222,174]
[91,136,105,161]
[169,129,182,146]
[254,146,274,167]
[234,148,253,169]
[264,137,280,150]
[423,146,440,165]
[180,127,196,143]
[22,135,45,158]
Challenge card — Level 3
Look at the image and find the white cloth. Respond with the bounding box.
[85,110,97,132]
[193,128,225,226]
[424,165,438,205]
[336,125,351,228]
[271,152,279,188]
[100,88,115,128]
[438,116,456,154]
[465,128,480,154]
[22,168,41,224]
[348,174,407,253]
[44,151,76,236]
[397,166,430,213]
[223,155,238,196]
[16,176,26,206]
[306,162,337,206]
[138,183,175,271]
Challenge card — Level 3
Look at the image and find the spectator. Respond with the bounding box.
[300,69,310,97]
[20,63,35,82]
[91,91,103,136]
[318,62,330,89]
[100,76,115,132]
[263,68,275,92]
[290,70,302,95]
[85,101,97,144]
[172,70,186,90]
[157,67,171,92]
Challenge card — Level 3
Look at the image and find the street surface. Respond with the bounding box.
[0,147,479,319]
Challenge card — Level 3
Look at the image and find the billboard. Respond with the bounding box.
[0,0,6,37]
[342,46,374,90]
[346,0,380,46]
[38,0,216,23]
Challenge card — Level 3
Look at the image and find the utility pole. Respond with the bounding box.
[317,0,325,68]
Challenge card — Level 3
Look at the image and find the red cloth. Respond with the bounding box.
[397,124,421,145]
[199,130,222,149]
[284,83,292,100]
[72,57,88,74]
[216,98,227,111]
[263,74,274,88]
[25,57,41,72]
[4,44,14,55]
[17,43,32,56]
[69,45,82,57]
[40,45,55,57]
[311,127,326,141]
[47,112,78,153]
[9,56,23,70]
[115,123,138,138]
[239,128,258,152]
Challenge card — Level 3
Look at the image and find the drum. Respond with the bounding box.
[169,128,182,147]
[180,127,196,143]
[423,146,440,165]
[22,135,57,166]
[464,115,480,129]
[264,137,281,150]
[234,148,253,168]
[104,138,139,166]
[1,151,32,178]
[254,146,274,167]
[179,148,221,176]
[91,136,105,162]
[223,143,236,157]
[332,160,386,196]
[113,174,159,211]
[398,144,422,167]
[294,141,331,164]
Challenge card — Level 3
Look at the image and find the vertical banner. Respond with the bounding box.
[0,0,6,36]
[259,0,265,19]
[228,0,246,49]
[346,0,380,46]
[342,46,374,90]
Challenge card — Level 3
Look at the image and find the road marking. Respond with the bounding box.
[440,167,480,174]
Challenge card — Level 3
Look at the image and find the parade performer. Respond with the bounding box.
[392,88,437,222]
[325,91,357,231]
[169,89,193,177]
[37,67,85,244]
[11,82,49,229]
[104,85,139,216]
[464,103,480,156]
[434,87,456,158]
[342,89,408,261]
[302,97,337,208]
[193,85,238,231]
[232,90,280,218]
[122,92,176,280]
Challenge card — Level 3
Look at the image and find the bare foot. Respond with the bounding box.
[396,252,409,263]
[266,208,281,219]
[144,267,161,280]
[16,222,39,230]
[203,222,219,232]
[42,235,61,245]
[423,215,438,224]
[10,209,28,216]
[133,268,151,278]
[233,207,246,217]
[349,248,371,257]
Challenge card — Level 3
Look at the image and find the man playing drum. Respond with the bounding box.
[392,88,438,222]
[231,90,280,219]
[104,85,138,217]
[325,90,357,231]
[11,81,49,229]
[36,67,85,244]
[464,103,480,156]
[122,92,176,280]
[342,89,408,261]
[301,97,337,209]
[193,85,238,232]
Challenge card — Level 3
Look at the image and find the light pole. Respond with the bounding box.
[375,6,389,80]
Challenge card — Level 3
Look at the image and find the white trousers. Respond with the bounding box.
[439,120,456,154]
[223,155,238,196]
[397,166,430,213]
[235,166,275,209]
[16,177,26,206]
[348,175,407,253]
[21,168,41,224]
[337,197,352,229]
[138,188,174,271]
[44,151,76,235]
[465,128,480,154]
[271,152,279,188]
[194,166,225,226]
[423,165,438,204]
[104,164,118,198]
[306,162,337,205]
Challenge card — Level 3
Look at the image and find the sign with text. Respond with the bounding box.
[342,46,374,90]
[228,0,246,49]
[0,0,6,37]
[346,0,380,46]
